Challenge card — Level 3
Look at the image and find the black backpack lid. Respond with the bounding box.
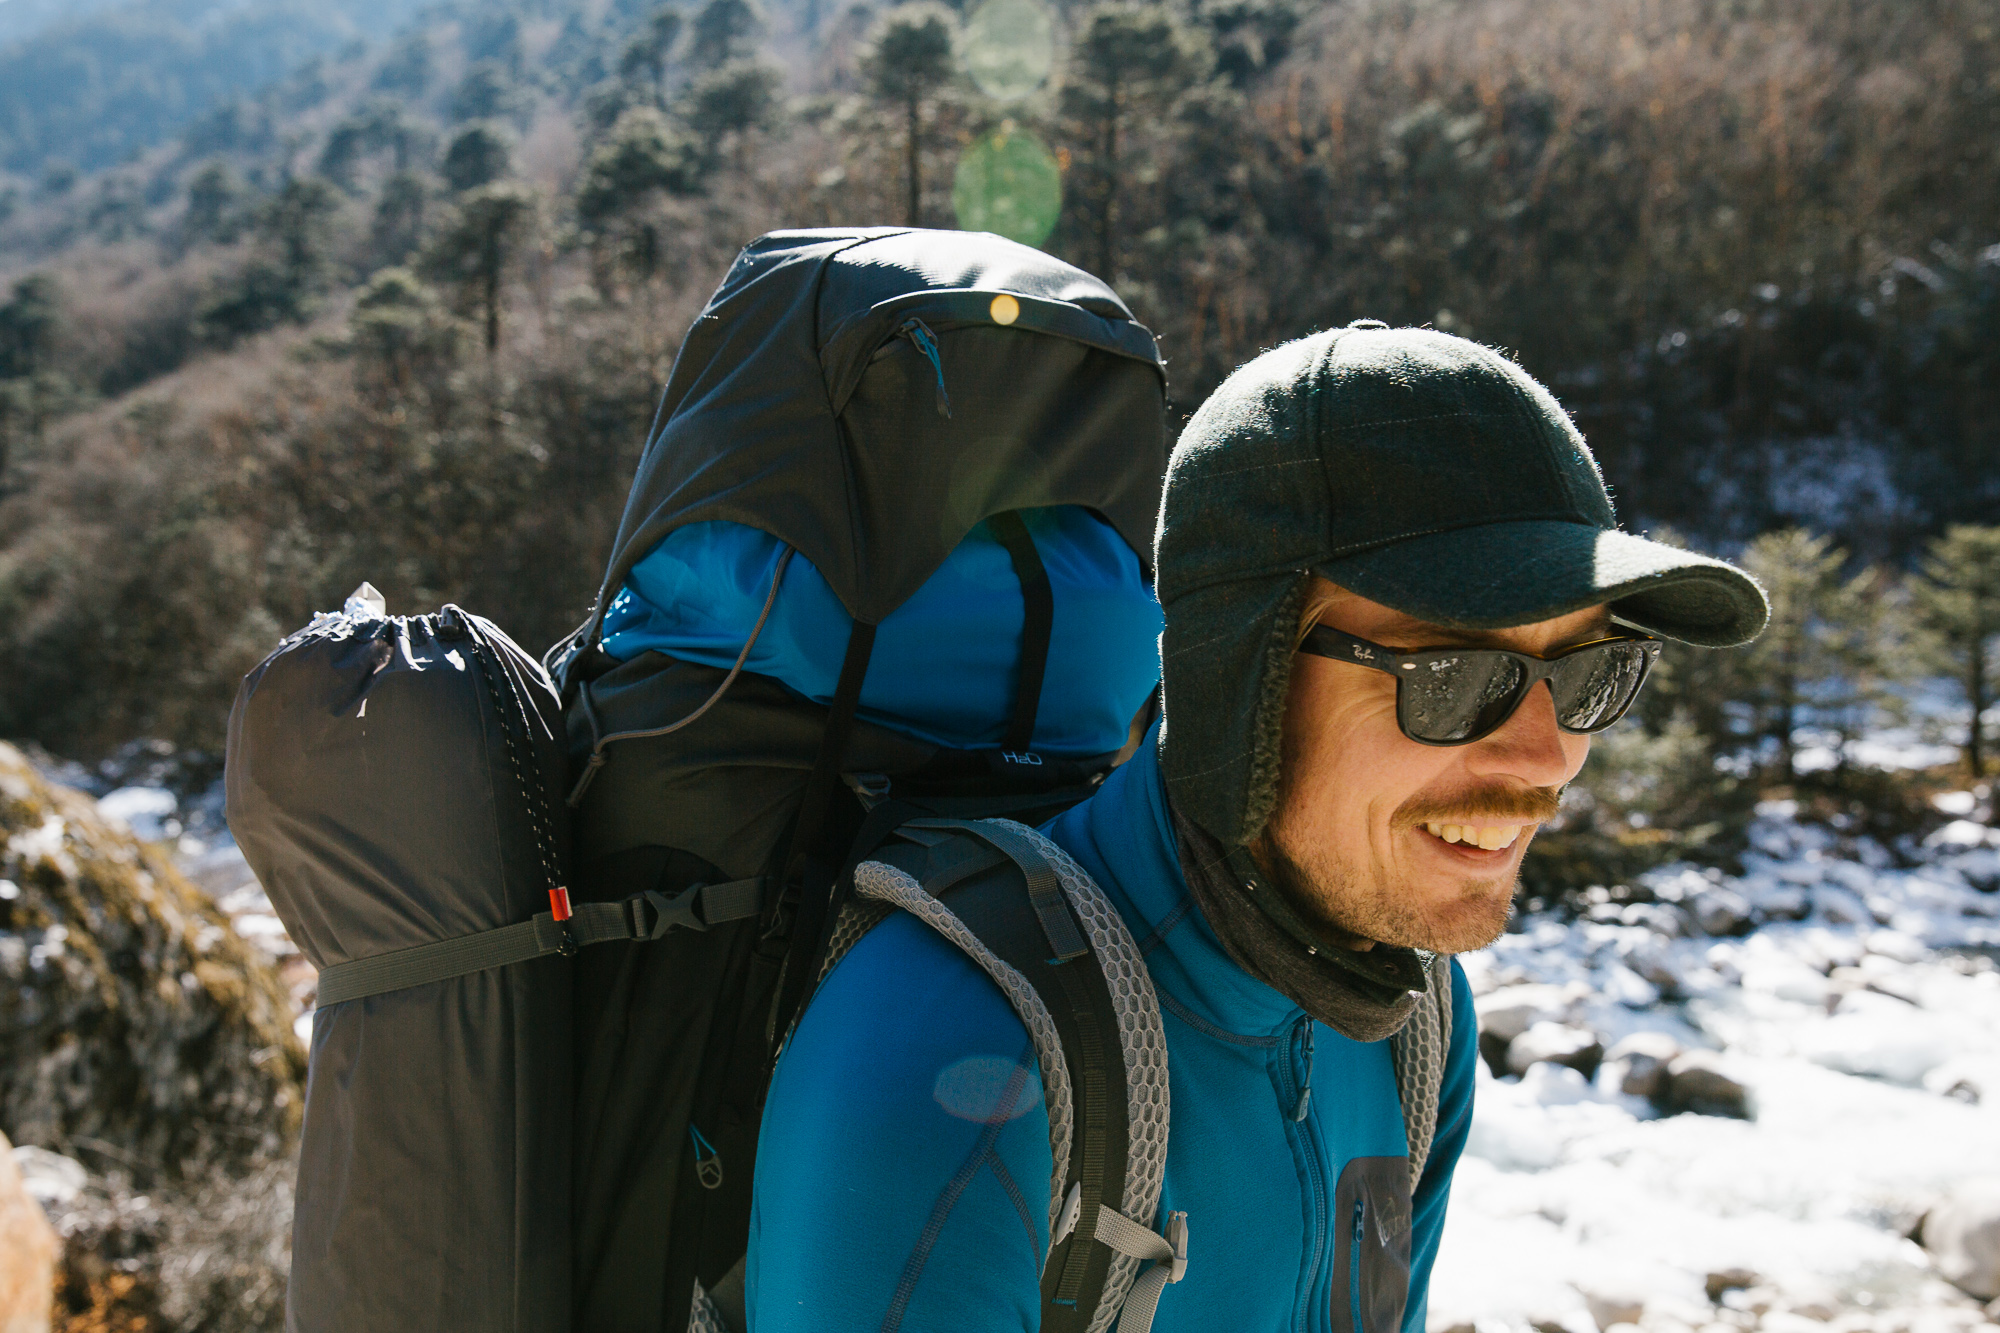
[588,228,1169,636]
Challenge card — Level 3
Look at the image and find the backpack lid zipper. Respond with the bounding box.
[897,317,952,418]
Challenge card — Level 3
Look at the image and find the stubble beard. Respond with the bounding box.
[1255,824,1518,955]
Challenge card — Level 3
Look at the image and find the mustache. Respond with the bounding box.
[1395,784,1564,828]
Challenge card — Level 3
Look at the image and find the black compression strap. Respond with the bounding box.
[784,620,878,870]
[989,511,1053,754]
[768,619,878,1051]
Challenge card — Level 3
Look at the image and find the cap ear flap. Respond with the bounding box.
[1240,573,1313,846]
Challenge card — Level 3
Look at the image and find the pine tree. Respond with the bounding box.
[1912,525,2000,779]
[1736,528,1849,784]
[689,0,764,70]
[423,182,538,356]
[1060,3,1208,278]
[576,107,702,288]
[684,61,782,166]
[862,4,958,227]
[184,162,244,245]
[621,7,685,107]
[442,123,515,193]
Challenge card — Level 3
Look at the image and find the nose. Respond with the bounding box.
[1465,680,1576,788]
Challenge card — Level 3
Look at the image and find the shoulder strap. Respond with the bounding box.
[825,819,1183,1333]
[1388,953,1456,1191]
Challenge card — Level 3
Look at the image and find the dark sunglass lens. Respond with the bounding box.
[1399,653,1527,742]
[1551,643,1650,731]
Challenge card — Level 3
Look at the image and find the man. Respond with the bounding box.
[746,325,1768,1331]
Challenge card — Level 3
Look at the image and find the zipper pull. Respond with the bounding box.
[689,1124,724,1189]
[1353,1198,1365,1243]
[1292,1018,1314,1122]
[898,318,952,418]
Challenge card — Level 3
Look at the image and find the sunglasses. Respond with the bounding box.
[1298,624,1662,746]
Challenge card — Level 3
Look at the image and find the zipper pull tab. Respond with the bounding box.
[689,1124,724,1189]
[1292,1018,1314,1122]
[898,318,952,418]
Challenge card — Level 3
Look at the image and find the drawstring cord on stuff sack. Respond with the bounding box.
[566,546,797,807]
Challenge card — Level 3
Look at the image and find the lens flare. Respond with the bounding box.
[961,0,1055,102]
[953,124,1062,248]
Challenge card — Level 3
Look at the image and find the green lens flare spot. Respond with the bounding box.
[953,126,1062,248]
[962,0,1055,102]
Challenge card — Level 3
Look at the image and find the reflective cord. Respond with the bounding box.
[566,546,796,806]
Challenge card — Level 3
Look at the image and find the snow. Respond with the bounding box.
[1433,797,2000,1333]
[95,785,179,841]
[71,751,2000,1333]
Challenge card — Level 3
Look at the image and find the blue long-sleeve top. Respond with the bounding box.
[749,734,1478,1332]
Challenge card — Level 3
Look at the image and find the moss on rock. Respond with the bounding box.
[0,741,303,1178]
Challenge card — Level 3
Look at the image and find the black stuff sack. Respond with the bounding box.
[225,592,573,1333]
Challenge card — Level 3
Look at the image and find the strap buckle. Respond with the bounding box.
[1162,1211,1189,1284]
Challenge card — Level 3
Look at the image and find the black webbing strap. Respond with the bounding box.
[313,878,766,1007]
[767,619,879,1050]
[988,511,1053,754]
[781,620,878,875]
[906,818,1088,963]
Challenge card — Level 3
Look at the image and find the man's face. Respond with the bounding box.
[1252,581,1605,955]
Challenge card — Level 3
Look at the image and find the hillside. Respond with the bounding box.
[0,0,1996,757]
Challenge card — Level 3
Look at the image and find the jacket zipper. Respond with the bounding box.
[1350,1197,1365,1332]
[1278,1014,1327,1333]
[897,317,952,418]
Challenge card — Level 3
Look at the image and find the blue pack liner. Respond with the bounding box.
[599,507,1162,756]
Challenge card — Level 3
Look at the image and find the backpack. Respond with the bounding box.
[551,227,1178,1332]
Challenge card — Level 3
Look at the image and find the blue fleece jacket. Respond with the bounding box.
[748,736,1478,1332]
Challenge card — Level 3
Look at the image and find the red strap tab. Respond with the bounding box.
[548,887,573,922]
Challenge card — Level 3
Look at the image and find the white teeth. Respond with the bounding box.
[1423,822,1524,850]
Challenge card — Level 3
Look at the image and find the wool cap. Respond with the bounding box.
[1156,323,1768,847]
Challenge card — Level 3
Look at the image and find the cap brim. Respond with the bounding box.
[1317,521,1769,648]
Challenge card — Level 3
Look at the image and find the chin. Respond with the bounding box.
[1381,878,1516,954]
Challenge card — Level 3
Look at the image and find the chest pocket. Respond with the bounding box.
[1330,1155,1413,1333]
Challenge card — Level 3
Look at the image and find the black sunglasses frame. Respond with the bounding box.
[1298,624,1663,746]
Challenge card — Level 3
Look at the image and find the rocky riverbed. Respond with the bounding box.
[1431,793,2000,1333]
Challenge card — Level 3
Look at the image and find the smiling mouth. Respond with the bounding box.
[1420,821,1529,851]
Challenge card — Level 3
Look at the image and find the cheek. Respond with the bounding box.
[1563,733,1592,782]
[1278,674,1444,835]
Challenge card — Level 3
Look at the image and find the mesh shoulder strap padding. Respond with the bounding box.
[849,818,1172,1333]
[1388,954,1456,1191]
[850,859,1077,1239]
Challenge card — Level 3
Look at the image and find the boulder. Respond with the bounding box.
[1690,887,1755,936]
[1507,1021,1605,1081]
[0,1129,57,1333]
[0,743,304,1177]
[1704,1268,1759,1303]
[1579,1286,1646,1328]
[1602,1032,1682,1100]
[1924,1178,2000,1300]
[1476,983,1572,1075]
[1662,1051,1754,1119]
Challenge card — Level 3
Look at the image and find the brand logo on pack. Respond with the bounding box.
[1001,751,1044,766]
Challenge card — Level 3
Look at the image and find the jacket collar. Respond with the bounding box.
[1046,727,1305,1041]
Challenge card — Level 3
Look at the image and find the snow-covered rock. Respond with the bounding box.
[1507,1022,1605,1080]
[1923,1179,2000,1300]
[1658,1050,1753,1119]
